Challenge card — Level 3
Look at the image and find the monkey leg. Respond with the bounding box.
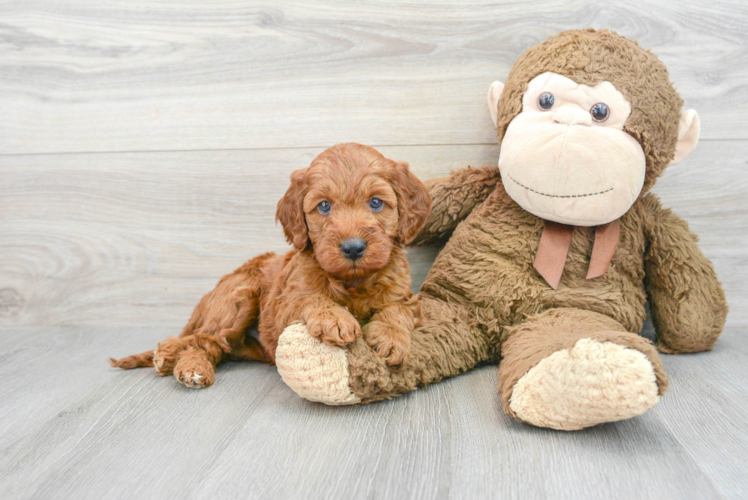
[498,308,668,431]
[275,296,497,405]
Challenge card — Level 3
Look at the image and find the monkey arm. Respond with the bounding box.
[642,197,728,353]
[411,166,501,246]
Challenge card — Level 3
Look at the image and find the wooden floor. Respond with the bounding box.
[1,1,747,499]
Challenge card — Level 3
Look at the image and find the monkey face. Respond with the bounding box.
[497,72,646,226]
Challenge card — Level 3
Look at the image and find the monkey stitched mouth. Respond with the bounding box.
[507,175,613,198]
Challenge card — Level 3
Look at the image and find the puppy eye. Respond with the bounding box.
[317,201,331,214]
[538,92,555,110]
[590,102,610,122]
[369,198,384,211]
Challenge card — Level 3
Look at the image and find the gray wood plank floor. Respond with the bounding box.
[1,1,747,499]
[1,325,746,499]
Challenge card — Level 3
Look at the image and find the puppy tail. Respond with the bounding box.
[109,350,155,370]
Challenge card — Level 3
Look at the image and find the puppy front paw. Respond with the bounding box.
[307,308,362,346]
[364,321,410,366]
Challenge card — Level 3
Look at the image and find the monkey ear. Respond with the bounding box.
[390,161,432,245]
[669,109,700,166]
[275,168,309,251]
[487,81,505,127]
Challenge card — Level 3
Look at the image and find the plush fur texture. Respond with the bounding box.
[340,184,703,403]
[274,30,728,430]
[111,143,431,388]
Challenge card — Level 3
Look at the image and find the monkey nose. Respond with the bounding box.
[340,238,367,261]
[553,106,592,126]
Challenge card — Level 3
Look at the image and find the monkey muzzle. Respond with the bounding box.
[499,112,646,226]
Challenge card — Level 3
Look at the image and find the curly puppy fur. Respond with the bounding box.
[111,143,431,387]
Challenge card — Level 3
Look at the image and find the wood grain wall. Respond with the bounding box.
[1,0,746,328]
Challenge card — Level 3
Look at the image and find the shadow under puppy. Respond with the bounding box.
[111,143,431,388]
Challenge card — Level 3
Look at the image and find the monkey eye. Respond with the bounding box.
[590,102,610,122]
[538,92,555,110]
[369,198,384,211]
[317,200,331,214]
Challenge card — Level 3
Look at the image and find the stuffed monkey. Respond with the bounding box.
[274,29,728,430]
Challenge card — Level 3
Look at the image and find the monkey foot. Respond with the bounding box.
[508,338,660,431]
[275,322,360,405]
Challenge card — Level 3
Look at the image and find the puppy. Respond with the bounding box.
[111,143,431,388]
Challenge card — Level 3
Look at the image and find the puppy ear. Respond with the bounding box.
[276,168,309,250]
[389,161,431,245]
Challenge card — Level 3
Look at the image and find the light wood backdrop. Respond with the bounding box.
[2,0,746,329]
[1,2,747,499]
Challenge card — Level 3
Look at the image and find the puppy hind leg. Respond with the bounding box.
[169,253,276,387]
[228,336,273,364]
[173,340,223,388]
[179,254,271,345]
[109,335,189,374]
[152,336,189,376]
[170,309,261,388]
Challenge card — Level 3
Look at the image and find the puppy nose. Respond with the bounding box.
[340,238,367,261]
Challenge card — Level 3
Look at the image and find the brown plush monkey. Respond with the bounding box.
[273,29,728,430]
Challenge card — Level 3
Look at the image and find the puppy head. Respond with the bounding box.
[276,143,431,280]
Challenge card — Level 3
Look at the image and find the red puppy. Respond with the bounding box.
[111,143,431,388]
